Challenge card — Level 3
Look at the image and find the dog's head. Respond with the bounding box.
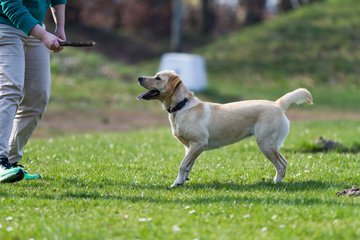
[137,70,182,101]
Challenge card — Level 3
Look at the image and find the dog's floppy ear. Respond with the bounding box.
[166,74,182,93]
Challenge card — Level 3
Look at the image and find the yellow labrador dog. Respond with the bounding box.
[137,70,313,187]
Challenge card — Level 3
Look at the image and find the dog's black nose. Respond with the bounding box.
[138,77,143,82]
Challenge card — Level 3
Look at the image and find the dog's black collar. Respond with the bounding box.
[167,98,188,113]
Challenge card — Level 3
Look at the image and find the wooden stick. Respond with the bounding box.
[59,41,96,47]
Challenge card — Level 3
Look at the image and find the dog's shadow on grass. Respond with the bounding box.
[4,178,357,207]
[45,177,352,193]
[184,180,346,192]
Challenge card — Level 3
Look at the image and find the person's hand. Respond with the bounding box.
[30,24,64,52]
[53,27,66,53]
[41,31,64,52]
[54,27,66,41]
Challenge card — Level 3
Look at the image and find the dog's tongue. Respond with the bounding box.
[137,90,160,100]
[137,92,146,100]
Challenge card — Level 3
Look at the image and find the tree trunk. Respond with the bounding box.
[171,0,182,52]
[201,0,215,35]
[240,0,266,26]
[279,0,295,12]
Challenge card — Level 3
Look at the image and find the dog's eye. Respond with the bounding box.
[155,76,161,80]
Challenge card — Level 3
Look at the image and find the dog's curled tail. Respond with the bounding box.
[276,88,313,111]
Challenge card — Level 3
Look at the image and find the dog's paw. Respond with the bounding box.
[171,181,184,188]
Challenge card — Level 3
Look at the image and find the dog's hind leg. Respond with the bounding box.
[255,115,289,183]
[171,142,206,187]
[256,142,287,183]
[255,129,288,183]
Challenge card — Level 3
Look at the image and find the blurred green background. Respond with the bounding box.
[40,0,359,137]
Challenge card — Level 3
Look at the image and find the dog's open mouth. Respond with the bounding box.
[137,89,160,100]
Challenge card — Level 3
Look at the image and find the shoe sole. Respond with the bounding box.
[0,169,25,183]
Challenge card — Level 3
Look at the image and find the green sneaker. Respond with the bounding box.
[12,163,41,181]
[0,157,25,183]
[24,172,41,180]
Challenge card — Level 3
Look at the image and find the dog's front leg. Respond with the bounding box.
[183,147,191,181]
[171,142,206,188]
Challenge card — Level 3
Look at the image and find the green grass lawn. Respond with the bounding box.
[2,0,359,239]
[1,120,359,239]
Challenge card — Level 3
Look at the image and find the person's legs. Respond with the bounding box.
[0,24,26,183]
[8,34,51,166]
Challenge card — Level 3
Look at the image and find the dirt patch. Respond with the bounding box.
[337,186,360,197]
[34,109,360,138]
[34,109,168,138]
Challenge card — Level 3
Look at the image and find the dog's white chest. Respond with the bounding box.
[169,114,181,136]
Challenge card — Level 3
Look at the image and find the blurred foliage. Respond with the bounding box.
[197,0,360,109]
[203,1,360,86]
[63,0,326,36]
[49,0,359,112]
